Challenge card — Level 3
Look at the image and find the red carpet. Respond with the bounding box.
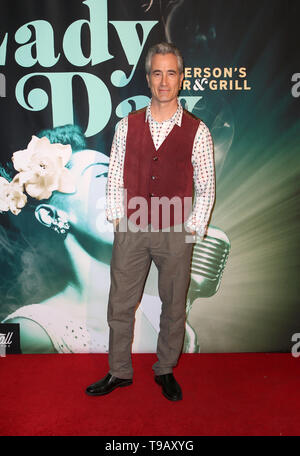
[0,353,300,436]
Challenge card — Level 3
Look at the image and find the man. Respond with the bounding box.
[86,42,215,401]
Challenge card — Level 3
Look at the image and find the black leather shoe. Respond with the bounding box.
[85,373,132,396]
[154,373,182,401]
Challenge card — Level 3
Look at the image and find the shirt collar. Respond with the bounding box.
[145,99,183,126]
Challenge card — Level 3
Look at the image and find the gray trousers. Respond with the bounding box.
[107,217,194,379]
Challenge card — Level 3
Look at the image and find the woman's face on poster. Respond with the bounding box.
[54,149,114,245]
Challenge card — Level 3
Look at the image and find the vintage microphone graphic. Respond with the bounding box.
[184,225,231,352]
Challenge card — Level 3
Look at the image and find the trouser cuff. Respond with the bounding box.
[109,370,133,380]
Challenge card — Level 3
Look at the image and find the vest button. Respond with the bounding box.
[153,156,158,161]
[151,176,156,180]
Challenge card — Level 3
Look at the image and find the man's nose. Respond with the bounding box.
[161,73,167,85]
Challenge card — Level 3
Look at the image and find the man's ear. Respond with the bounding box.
[179,72,184,89]
[146,74,150,88]
[35,204,57,228]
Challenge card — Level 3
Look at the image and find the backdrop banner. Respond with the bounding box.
[0,0,299,354]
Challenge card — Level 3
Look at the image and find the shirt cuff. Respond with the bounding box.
[185,219,207,238]
[105,206,124,222]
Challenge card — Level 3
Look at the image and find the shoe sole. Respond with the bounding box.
[85,380,133,396]
[154,377,182,401]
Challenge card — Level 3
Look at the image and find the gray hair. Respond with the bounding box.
[145,42,184,75]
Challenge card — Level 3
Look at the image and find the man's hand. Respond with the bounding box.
[113,218,120,230]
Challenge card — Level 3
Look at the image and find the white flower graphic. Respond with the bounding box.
[12,136,75,200]
[0,176,27,215]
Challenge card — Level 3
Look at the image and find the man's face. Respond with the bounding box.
[146,53,183,105]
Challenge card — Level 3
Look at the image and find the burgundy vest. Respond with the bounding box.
[124,107,200,229]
